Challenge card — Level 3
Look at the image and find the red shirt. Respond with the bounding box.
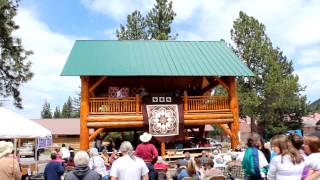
[135,143,158,163]
[154,163,168,171]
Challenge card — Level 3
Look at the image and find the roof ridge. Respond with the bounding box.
[75,40,224,42]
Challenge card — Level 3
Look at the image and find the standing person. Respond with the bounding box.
[88,148,109,180]
[135,132,158,180]
[303,135,320,180]
[267,134,305,180]
[0,141,21,180]
[61,144,70,163]
[65,151,101,180]
[242,133,269,180]
[110,141,149,180]
[44,152,65,180]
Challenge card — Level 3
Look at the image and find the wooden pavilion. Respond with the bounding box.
[61,40,253,156]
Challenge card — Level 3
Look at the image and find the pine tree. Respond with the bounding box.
[146,0,177,40]
[41,100,52,119]
[116,10,148,40]
[0,0,33,108]
[53,106,61,118]
[72,88,80,118]
[61,96,72,118]
[231,11,307,138]
[116,0,177,40]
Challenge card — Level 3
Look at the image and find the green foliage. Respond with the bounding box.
[53,106,61,118]
[146,0,177,40]
[116,10,148,40]
[213,85,228,96]
[231,11,307,137]
[61,96,72,118]
[116,0,177,40]
[61,95,80,118]
[41,100,52,119]
[0,0,33,108]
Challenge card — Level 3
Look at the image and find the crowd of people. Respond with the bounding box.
[0,129,319,180]
[241,133,320,180]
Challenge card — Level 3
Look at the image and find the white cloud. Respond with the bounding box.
[295,67,320,102]
[298,47,320,65]
[3,8,80,118]
[81,0,153,21]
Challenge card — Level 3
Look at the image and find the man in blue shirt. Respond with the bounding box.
[44,152,65,180]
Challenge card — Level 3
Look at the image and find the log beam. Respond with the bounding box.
[80,76,90,150]
[89,128,104,142]
[215,77,229,90]
[88,113,233,122]
[227,76,240,149]
[87,119,233,128]
[217,124,232,137]
[89,76,107,93]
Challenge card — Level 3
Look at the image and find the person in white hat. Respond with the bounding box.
[0,141,21,180]
[135,132,158,180]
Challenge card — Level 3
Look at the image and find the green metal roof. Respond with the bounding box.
[61,40,254,76]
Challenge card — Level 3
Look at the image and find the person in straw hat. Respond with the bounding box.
[0,141,21,180]
[135,132,158,180]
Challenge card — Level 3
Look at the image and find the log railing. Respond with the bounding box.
[89,96,141,115]
[185,96,230,113]
[89,95,229,115]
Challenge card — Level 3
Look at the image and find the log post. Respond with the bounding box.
[80,76,90,150]
[227,76,240,149]
[136,95,140,114]
[184,94,188,113]
[161,142,166,158]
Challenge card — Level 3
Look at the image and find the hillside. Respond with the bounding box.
[309,98,320,112]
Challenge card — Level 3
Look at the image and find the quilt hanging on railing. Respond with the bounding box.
[142,96,184,142]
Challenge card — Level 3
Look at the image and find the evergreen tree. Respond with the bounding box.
[72,88,80,118]
[116,10,148,40]
[0,0,33,108]
[41,100,52,119]
[146,0,177,40]
[116,0,177,40]
[53,106,61,118]
[231,11,307,138]
[61,96,72,118]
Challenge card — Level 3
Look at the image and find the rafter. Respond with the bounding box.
[89,76,107,93]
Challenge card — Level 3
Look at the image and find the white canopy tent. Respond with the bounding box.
[0,107,51,139]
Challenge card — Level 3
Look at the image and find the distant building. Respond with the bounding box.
[33,118,81,150]
[302,113,320,135]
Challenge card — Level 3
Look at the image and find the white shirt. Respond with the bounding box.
[110,154,149,180]
[60,147,70,159]
[305,153,320,180]
[267,154,305,180]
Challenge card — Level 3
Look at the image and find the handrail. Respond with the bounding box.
[89,95,229,115]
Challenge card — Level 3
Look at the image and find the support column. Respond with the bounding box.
[161,142,166,158]
[80,76,90,150]
[227,77,240,149]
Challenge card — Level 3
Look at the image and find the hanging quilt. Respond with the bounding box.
[146,104,179,136]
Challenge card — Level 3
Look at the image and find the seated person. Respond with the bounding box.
[199,151,209,166]
[226,153,241,171]
[177,159,200,180]
[154,156,168,171]
[204,159,223,177]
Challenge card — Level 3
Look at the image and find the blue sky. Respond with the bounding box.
[3,0,320,118]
